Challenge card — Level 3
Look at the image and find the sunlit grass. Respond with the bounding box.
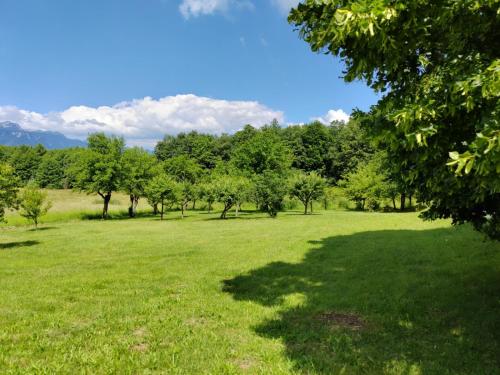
[1,195,499,373]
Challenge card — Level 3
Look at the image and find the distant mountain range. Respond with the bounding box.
[0,121,86,149]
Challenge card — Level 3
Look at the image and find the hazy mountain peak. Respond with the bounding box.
[0,122,86,149]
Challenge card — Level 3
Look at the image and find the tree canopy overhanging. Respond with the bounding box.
[289,0,500,238]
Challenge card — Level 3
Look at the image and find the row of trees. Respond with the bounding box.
[0,119,416,220]
[74,132,329,219]
[0,119,373,187]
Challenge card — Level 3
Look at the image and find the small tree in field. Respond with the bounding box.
[177,182,194,219]
[213,175,251,219]
[0,163,20,222]
[74,133,125,219]
[341,153,389,210]
[144,174,178,220]
[122,147,156,217]
[199,181,217,213]
[289,172,326,214]
[254,171,288,218]
[18,184,52,228]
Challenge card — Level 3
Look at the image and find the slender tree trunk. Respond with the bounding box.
[235,203,240,217]
[102,192,111,219]
[181,202,185,218]
[208,201,212,213]
[160,199,164,220]
[310,201,313,214]
[361,199,366,211]
[128,195,139,217]
[192,199,196,210]
[400,193,406,211]
[304,199,308,215]
[392,197,396,210]
[323,198,328,210]
[409,194,413,208]
[153,203,158,215]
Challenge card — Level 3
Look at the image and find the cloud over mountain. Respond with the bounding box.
[0,95,284,148]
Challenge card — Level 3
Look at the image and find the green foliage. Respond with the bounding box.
[18,184,52,227]
[121,147,156,217]
[282,121,334,175]
[253,171,288,217]
[144,173,179,220]
[74,133,125,218]
[0,163,20,222]
[231,129,293,175]
[341,153,389,210]
[289,171,327,214]
[212,175,252,219]
[327,119,374,181]
[177,182,194,218]
[289,0,500,238]
[8,144,46,184]
[36,148,84,189]
[155,131,219,169]
[199,184,216,212]
[163,155,203,184]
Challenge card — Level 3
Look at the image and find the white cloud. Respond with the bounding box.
[0,95,284,147]
[179,0,298,18]
[179,0,253,18]
[313,109,350,125]
[270,0,299,15]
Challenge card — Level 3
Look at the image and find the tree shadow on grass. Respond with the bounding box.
[222,228,500,374]
[80,211,156,221]
[27,226,58,232]
[0,240,39,250]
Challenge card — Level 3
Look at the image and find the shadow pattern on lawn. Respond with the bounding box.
[223,228,500,374]
[0,240,39,250]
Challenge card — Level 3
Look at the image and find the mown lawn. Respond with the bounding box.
[1,209,499,374]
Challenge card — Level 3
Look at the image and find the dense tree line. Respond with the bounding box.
[0,119,418,223]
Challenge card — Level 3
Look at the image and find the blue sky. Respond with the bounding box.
[0,0,379,146]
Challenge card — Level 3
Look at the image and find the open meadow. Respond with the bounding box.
[1,192,499,374]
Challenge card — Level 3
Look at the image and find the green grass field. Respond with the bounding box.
[1,192,499,374]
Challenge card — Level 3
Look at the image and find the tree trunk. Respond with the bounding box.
[409,194,413,208]
[208,201,212,213]
[400,193,406,211]
[392,197,396,210]
[160,199,164,220]
[235,203,240,217]
[181,202,185,218]
[304,200,308,215]
[310,201,313,214]
[128,195,134,217]
[361,199,366,211]
[102,192,111,219]
[153,203,158,215]
[192,199,196,210]
[323,198,328,210]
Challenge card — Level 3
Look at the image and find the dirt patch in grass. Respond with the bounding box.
[233,358,256,371]
[131,343,149,353]
[133,327,148,338]
[316,311,365,330]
